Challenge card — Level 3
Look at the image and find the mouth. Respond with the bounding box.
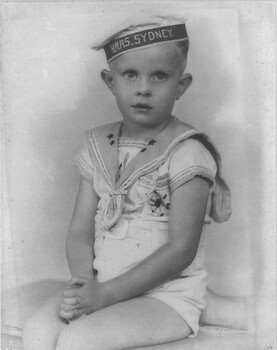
[132,103,153,111]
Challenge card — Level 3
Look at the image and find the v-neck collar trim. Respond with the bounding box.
[86,116,197,189]
[84,117,232,228]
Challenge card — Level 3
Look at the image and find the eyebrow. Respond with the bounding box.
[152,69,170,73]
[118,66,175,74]
[152,68,175,75]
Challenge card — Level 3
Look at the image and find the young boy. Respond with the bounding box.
[23,15,231,350]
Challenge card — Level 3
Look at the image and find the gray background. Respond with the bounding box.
[1,0,275,340]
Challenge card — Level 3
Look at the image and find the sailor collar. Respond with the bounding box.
[86,116,196,187]
[85,116,231,230]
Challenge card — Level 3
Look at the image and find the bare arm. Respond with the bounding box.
[63,176,210,317]
[104,177,210,304]
[66,177,99,280]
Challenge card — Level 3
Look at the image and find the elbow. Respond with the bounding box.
[180,248,197,267]
[184,251,197,267]
[167,242,197,268]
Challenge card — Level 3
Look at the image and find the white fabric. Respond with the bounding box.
[78,137,217,336]
[92,15,188,50]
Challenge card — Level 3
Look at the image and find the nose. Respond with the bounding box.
[136,78,152,97]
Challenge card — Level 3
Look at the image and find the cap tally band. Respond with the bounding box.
[104,23,188,62]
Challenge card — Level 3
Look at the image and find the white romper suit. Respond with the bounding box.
[77,116,231,336]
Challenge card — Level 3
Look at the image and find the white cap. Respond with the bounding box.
[92,15,189,62]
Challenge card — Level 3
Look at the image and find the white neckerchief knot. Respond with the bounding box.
[110,188,127,196]
[102,187,128,231]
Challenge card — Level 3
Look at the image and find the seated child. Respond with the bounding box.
[23,15,232,350]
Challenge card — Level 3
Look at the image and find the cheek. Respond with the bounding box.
[156,86,177,105]
[115,81,132,98]
[115,90,130,111]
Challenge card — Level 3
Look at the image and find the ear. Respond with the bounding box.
[101,69,115,96]
[175,73,192,100]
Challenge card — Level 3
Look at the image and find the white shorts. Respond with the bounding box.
[93,218,207,337]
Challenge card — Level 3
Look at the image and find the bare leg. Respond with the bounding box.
[56,296,191,350]
[23,291,68,350]
[201,288,248,329]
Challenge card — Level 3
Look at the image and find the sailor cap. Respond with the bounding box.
[92,15,189,62]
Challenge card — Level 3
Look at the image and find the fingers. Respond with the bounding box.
[63,288,80,298]
[59,308,83,321]
[61,295,81,311]
[60,303,76,312]
[60,297,83,320]
[60,302,79,313]
[63,297,81,305]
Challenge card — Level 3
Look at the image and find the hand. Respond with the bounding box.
[59,279,84,321]
[60,276,111,320]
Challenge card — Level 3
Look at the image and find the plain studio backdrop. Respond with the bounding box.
[1,0,275,344]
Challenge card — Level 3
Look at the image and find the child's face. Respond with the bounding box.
[102,43,192,132]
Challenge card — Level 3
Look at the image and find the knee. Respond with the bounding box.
[56,322,109,350]
[56,327,94,350]
[56,327,85,350]
[23,312,60,350]
[23,314,44,350]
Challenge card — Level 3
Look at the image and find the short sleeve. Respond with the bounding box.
[76,133,95,183]
[169,139,217,193]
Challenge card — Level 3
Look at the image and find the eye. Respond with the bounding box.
[153,72,167,81]
[122,70,137,79]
